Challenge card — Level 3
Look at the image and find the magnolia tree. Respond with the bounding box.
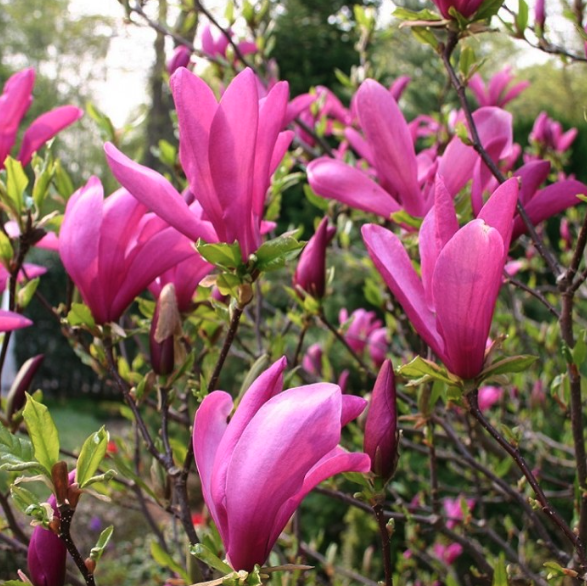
[1,0,587,584]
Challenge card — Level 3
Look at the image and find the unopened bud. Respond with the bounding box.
[150,284,182,376]
[84,559,96,574]
[5,354,44,420]
[67,484,82,510]
[51,462,69,506]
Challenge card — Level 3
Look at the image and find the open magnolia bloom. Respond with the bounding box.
[362,177,518,380]
[193,357,370,571]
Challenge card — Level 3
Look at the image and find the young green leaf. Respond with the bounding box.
[90,525,114,562]
[22,394,60,475]
[76,427,109,488]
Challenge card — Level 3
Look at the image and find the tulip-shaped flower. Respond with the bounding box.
[150,284,183,376]
[167,45,192,75]
[193,357,370,571]
[432,0,485,18]
[362,177,518,380]
[468,66,529,108]
[59,177,200,324]
[0,68,83,168]
[106,68,292,259]
[364,360,399,481]
[293,217,335,298]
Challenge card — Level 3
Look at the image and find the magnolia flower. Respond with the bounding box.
[443,495,475,529]
[362,177,518,379]
[200,24,258,60]
[468,67,529,108]
[302,343,323,376]
[529,111,577,155]
[433,542,464,565]
[293,217,335,298]
[432,0,484,18]
[0,68,82,168]
[59,177,199,324]
[477,385,504,412]
[106,68,291,259]
[193,357,370,570]
[167,45,192,75]
[364,360,399,480]
[0,310,32,332]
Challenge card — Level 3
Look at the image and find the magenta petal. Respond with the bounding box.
[284,93,317,126]
[340,394,367,426]
[356,79,422,216]
[270,130,294,175]
[0,309,32,332]
[477,177,519,253]
[432,220,505,379]
[362,224,445,359]
[512,179,587,240]
[225,384,342,570]
[193,391,233,540]
[419,176,458,307]
[515,160,550,205]
[209,68,259,255]
[104,142,217,244]
[307,158,401,218]
[18,105,83,166]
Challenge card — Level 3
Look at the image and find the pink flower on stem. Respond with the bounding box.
[302,343,323,376]
[200,24,258,60]
[193,357,370,571]
[368,327,389,368]
[0,68,83,168]
[433,542,464,565]
[529,111,578,154]
[443,495,475,529]
[468,66,529,108]
[106,68,292,259]
[167,45,192,75]
[59,177,201,325]
[477,385,504,411]
[432,0,485,18]
[535,0,546,31]
[293,217,336,299]
[0,310,32,332]
[339,308,382,355]
[362,177,518,380]
[364,360,399,481]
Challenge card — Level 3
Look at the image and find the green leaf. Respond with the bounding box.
[492,553,508,585]
[398,356,459,387]
[390,210,423,229]
[157,139,177,167]
[0,231,14,266]
[10,485,41,514]
[475,0,504,20]
[411,27,439,50]
[459,46,476,78]
[254,233,304,272]
[53,160,75,200]
[363,278,383,308]
[152,540,190,582]
[76,427,109,488]
[22,394,60,475]
[190,543,233,575]
[393,7,442,21]
[32,154,55,210]
[66,303,96,328]
[573,330,587,365]
[196,240,243,271]
[479,355,538,378]
[516,0,529,33]
[17,277,40,309]
[90,525,114,562]
[4,156,27,216]
[0,425,39,472]
[303,184,329,211]
[86,101,116,143]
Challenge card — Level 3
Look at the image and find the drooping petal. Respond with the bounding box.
[515,160,550,206]
[18,105,83,165]
[307,158,401,218]
[362,224,445,360]
[0,309,32,332]
[104,142,217,244]
[512,179,587,240]
[340,394,368,426]
[432,220,505,379]
[224,383,343,570]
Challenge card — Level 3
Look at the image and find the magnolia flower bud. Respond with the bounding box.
[5,354,44,420]
[293,217,335,299]
[167,45,191,75]
[364,360,399,481]
[150,284,183,376]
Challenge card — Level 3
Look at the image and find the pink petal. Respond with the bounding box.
[356,79,422,216]
[104,142,217,244]
[18,105,83,166]
[0,309,32,332]
[307,158,401,218]
[362,224,445,360]
[515,160,550,206]
[432,220,505,379]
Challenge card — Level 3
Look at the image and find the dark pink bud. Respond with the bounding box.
[6,354,44,420]
[363,360,399,480]
[535,0,546,30]
[293,217,335,299]
[432,0,485,19]
[150,284,182,376]
[301,343,322,376]
[167,45,192,75]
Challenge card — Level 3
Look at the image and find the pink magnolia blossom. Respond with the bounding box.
[368,327,389,368]
[167,45,192,75]
[0,263,46,292]
[468,66,529,108]
[535,0,546,30]
[433,542,464,565]
[0,68,83,168]
[293,217,336,298]
[200,24,258,60]
[362,177,518,379]
[529,111,578,154]
[302,343,323,376]
[193,357,370,571]
[432,0,485,18]
[364,359,399,480]
[59,177,200,324]
[477,385,504,411]
[0,310,32,333]
[443,495,475,529]
[339,308,382,355]
[106,68,291,259]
